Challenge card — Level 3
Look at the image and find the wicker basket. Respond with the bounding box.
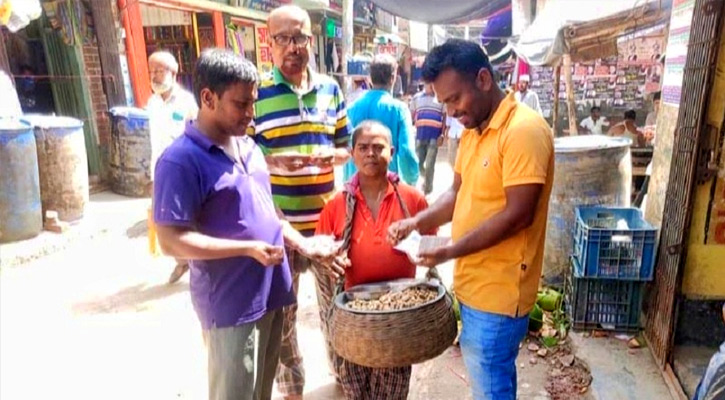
[329,280,458,368]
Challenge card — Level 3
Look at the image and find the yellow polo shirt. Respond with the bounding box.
[452,92,554,317]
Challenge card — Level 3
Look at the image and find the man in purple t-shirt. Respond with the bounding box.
[153,49,327,400]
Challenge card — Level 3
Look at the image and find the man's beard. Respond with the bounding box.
[151,74,174,94]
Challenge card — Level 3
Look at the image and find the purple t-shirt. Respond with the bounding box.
[153,123,295,329]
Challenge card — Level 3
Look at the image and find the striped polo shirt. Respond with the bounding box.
[249,67,350,235]
[411,92,445,140]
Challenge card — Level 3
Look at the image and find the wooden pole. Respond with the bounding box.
[118,0,151,107]
[212,12,226,48]
[552,63,561,136]
[563,53,577,135]
[90,0,127,107]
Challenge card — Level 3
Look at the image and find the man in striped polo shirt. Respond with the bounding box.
[410,83,446,195]
[248,5,350,399]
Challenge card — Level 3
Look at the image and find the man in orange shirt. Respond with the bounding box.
[389,39,554,400]
[317,120,431,399]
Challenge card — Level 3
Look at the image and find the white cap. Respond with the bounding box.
[519,74,531,82]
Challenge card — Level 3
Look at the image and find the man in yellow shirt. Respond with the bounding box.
[389,39,554,400]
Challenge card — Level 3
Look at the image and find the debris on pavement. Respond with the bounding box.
[544,341,593,400]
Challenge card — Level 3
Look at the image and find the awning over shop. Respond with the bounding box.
[510,0,671,66]
[369,0,509,25]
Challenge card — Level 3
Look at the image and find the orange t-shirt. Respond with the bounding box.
[316,180,431,289]
[452,92,554,317]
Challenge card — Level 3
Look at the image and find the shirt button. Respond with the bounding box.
[521,264,527,271]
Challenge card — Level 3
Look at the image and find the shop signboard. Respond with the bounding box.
[325,18,342,39]
[255,24,274,75]
[661,0,695,107]
[233,0,291,12]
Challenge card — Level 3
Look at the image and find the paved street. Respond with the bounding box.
[0,150,571,400]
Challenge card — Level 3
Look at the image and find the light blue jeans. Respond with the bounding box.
[459,302,530,400]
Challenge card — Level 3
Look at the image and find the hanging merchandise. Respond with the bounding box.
[0,0,41,32]
[42,0,95,46]
[226,25,246,56]
[332,41,339,72]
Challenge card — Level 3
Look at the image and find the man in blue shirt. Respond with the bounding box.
[344,54,419,185]
[153,49,329,400]
[410,83,446,194]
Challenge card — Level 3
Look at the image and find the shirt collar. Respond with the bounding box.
[183,121,251,152]
[344,172,400,196]
[483,92,518,132]
[273,66,323,94]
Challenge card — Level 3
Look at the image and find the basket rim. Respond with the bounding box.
[334,281,447,315]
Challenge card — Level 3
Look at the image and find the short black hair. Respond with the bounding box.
[653,91,661,101]
[591,106,601,112]
[624,109,636,120]
[193,48,259,105]
[352,120,392,148]
[421,39,494,83]
[369,54,396,87]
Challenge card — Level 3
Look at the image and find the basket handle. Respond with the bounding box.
[425,267,456,305]
[326,276,345,326]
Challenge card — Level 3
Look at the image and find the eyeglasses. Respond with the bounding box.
[272,34,311,47]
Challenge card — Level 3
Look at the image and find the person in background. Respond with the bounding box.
[317,121,432,400]
[343,53,418,185]
[393,65,404,99]
[248,6,351,399]
[146,51,198,122]
[410,83,445,195]
[145,50,200,284]
[445,112,464,167]
[514,74,542,115]
[644,91,661,145]
[579,106,609,135]
[389,39,554,400]
[645,91,661,127]
[154,48,327,400]
[347,76,369,105]
[609,109,645,146]
[693,304,725,400]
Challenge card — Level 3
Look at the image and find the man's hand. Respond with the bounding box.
[266,152,312,172]
[437,136,445,147]
[247,241,285,266]
[310,147,336,168]
[387,217,418,246]
[326,253,351,278]
[298,235,340,261]
[417,245,453,267]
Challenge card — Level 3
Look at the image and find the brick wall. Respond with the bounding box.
[82,45,110,149]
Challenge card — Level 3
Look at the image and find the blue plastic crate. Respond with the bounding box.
[573,207,657,280]
[565,270,643,332]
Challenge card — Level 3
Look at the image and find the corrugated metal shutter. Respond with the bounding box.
[644,0,725,367]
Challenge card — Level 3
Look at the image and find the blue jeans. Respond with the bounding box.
[459,302,529,400]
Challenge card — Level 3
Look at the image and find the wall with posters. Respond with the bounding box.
[529,26,666,130]
[645,0,694,231]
